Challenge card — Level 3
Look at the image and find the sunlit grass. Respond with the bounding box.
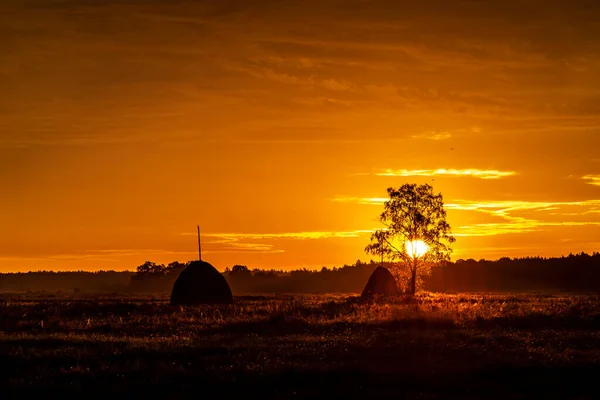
[1,292,599,335]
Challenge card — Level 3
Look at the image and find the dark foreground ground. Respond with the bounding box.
[1,293,600,399]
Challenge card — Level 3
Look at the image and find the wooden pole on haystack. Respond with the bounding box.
[197,225,202,261]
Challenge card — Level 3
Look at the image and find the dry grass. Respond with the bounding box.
[1,293,600,399]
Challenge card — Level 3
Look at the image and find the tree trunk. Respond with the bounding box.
[410,258,418,295]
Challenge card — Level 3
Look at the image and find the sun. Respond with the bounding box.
[405,240,429,259]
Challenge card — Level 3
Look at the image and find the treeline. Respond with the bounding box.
[2,253,600,294]
[427,252,600,293]
[0,270,132,293]
[128,261,377,294]
[225,263,375,294]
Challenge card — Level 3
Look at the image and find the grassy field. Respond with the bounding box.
[1,293,600,399]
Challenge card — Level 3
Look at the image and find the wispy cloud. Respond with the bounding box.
[411,131,452,140]
[204,242,284,254]
[196,231,374,240]
[331,197,600,237]
[445,199,600,236]
[375,169,518,179]
[331,197,388,205]
[583,175,600,186]
[199,218,600,241]
[334,197,600,210]
[445,199,600,214]
[455,220,600,237]
[195,235,284,254]
[180,230,376,255]
[0,249,198,263]
[231,63,354,92]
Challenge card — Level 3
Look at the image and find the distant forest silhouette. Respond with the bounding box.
[1,252,600,294]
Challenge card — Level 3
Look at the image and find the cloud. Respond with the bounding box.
[445,199,600,235]
[321,78,354,91]
[455,220,600,237]
[0,249,198,263]
[411,131,452,140]
[230,62,355,92]
[445,199,600,214]
[375,169,518,179]
[331,197,388,205]
[204,242,284,254]
[583,175,600,186]
[180,230,376,255]
[445,199,600,236]
[195,234,284,254]
[332,197,600,237]
[333,197,600,210]
[200,230,374,241]
[5,0,600,150]
[0,133,155,148]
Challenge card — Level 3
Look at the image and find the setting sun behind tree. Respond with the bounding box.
[405,240,430,259]
[365,184,455,295]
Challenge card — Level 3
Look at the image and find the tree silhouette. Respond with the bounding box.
[165,261,187,276]
[136,261,166,275]
[229,264,252,281]
[365,183,455,295]
[231,265,250,274]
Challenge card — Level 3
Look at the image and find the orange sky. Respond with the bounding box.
[2,0,600,272]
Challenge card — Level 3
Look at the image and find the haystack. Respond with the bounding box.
[361,266,399,299]
[170,260,234,305]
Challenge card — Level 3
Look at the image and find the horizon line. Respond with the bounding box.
[3,250,599,274]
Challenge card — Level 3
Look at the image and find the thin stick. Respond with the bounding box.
[197,225,202,261]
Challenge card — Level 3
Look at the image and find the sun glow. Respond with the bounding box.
[405,240,429,259]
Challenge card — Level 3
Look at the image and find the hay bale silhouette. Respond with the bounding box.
[361,266,399,299]
[170,260,233,305]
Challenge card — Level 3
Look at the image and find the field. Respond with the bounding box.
[1,293,600,399]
